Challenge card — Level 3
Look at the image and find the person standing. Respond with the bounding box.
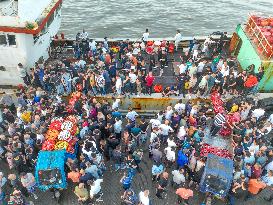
[103,70,111,94]
[142,29,149,43]
[96,72,106,95]
[149,52,156,71]
[156,172,168,199]
[145,71,155,95]
[176,187,193,205]
[171,168,186,188]
[20,172,38,199]
[158,50,168,76]
[61,70,72,95]
[74,183,89,203]
[115,75,123,97]
[126,107,138,125]
[129,69,137,95]
[139,190,150,205]
[159,120,174,143]
[210,112,226,136]
[17,63,30,85]
[174,30,182,51]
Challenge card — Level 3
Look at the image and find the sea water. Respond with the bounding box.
[60,0,273,38]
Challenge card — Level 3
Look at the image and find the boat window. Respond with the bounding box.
[7,35,16,46]
[0,35,7,46]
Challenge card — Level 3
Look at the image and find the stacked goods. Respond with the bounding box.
[211,91,238,138]
[200,144,232,159]
[42,115,79,155]
[211,91,224,114]
[246,15,273,58]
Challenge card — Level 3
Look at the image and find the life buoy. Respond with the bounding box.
[154,84,163,93]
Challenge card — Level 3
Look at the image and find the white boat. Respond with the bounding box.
[0,0,62,85]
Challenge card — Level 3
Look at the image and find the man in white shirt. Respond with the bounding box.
[129,69,137,95]
[90,179,103,199]
[252,108,265,120]
[171,168,185,187]
[115,76,122,96]
[167,137,177,148]
[89,39,97,53]
[197,60,206,77]
[174,30,182,51]
[150,118,161,129]
[139,190,150,205]
[179,62,187,74]
[112,99,121,110]
[262,170,273,186]
[165,106,174,121]
[202,37,214,53]
[80,29,88,40]
[126,108,138,122]
[164,147,176,166]
[266,161,273,172]
[220,62,230,77]
[150,130,159,143]
[114,117,123,139]
[174,100,185,115]
[142,29,149,42]
[159,120,174,143]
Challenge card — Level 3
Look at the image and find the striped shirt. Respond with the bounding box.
[214,113,226,127]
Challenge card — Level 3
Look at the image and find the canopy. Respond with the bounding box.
[35,150,67,191]
[199,154,233,197]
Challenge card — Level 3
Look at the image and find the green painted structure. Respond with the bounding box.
[235,24,273,92]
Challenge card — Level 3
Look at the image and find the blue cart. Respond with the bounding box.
[199,154,234,198]
[35,150,67,191]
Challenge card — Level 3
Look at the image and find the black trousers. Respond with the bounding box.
[156,188,164,198]
[210,124,221,136]
[130,83,137,94]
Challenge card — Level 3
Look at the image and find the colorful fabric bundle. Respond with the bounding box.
[49,120,63,131]
[61,120,74,131]
[154,84,163,93]
[54,141,69,150]
[21,111,32,123]
[111,46,119,53]
[146,46,153,54]
[45,129,59,141]
[200,144,232,159]
[219,126,232,137]
[42,116,79,154]
[211,91,224,114]
[147,41,154,46]
[58,130,72,142]
[42,140,56,151]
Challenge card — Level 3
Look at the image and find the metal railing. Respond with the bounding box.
[0,0,18,16]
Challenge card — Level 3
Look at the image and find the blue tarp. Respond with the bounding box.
[35,150,67,191]
[200,154,233,198]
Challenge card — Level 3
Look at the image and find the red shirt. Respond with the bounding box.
[146,76,155,87]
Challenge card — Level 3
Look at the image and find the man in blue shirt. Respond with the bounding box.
[177,149,189,168]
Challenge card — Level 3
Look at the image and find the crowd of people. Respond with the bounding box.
[0,29,272,205]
